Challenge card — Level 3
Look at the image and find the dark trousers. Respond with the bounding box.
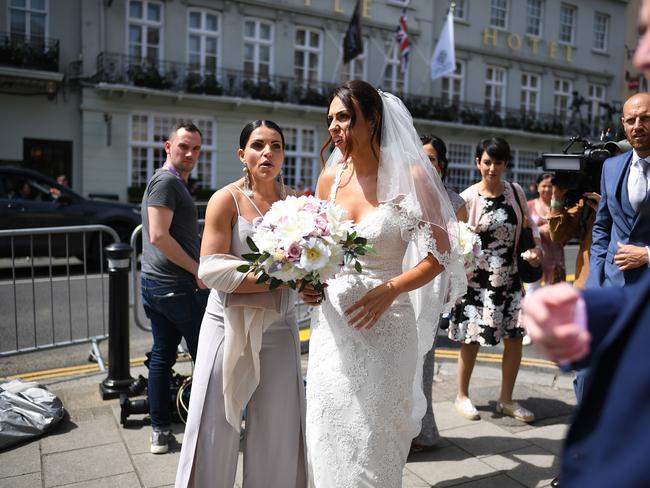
[141,276,208,428]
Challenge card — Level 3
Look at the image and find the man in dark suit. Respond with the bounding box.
[523,267,650,487]
[587,92,650,288]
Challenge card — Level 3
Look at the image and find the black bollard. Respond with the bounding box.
[100,242,138,400]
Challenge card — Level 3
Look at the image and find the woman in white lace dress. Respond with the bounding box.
[302,81,466,487]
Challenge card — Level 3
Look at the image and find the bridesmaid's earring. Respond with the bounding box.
[243,164,253,197]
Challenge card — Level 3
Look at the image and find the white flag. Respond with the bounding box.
[430,11,456,81]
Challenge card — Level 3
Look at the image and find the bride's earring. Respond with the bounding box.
[242,164,253,197]
[278,169,287,199]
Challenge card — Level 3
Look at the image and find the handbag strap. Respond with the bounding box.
[507,181,526,220]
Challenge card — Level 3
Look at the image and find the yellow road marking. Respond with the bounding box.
[5,321,562,382]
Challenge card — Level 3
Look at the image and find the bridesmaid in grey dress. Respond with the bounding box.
[412,134,468,452]
[175,120,307,488]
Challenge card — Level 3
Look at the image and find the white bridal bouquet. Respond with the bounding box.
[457,221,482,274]
[237,195,374,298]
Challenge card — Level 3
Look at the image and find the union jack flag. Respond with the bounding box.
[395,13,410,74]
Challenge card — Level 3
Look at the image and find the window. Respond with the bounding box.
[128,0,163,62]
[9,0,47,42]
[520,73,540,116]
[559,4,576,45]
[188,9,220,76]
[587,83,606,126]
[129,114,217,188]
[382,43,407,93]
[341,38,368,82]
[485,66,506,116]
[243,18,273,81]
[454,0,467,21]
[441,61,465,105]
[554,78,573,119]
[283,127,319,191]
[512,150,541,189]
[446,143,476,193]
[490,0,508,29]
[593,12,609,52]
[294,27,321,87]
[525,0,543,37]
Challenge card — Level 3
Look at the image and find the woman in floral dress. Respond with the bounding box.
[449,137,542,423]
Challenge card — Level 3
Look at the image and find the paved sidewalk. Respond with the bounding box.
[0,359,576,488]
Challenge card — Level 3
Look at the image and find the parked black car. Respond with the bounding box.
[0,167,141,263]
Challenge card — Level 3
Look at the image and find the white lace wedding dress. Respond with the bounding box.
[306,199,420,487]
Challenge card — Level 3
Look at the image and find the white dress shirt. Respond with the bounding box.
[627,150,650,266]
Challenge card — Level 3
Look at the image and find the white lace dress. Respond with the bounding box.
[306,201,419,487]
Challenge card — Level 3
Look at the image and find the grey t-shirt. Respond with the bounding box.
[141,168,200,282]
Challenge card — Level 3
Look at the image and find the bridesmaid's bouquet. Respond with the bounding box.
[457,221,483,274]
[237,195,374,298]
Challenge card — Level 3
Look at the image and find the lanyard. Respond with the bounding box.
[163,162,186,183]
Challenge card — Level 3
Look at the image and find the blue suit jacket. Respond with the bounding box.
[587,151,650,288]
[561,270,650,486]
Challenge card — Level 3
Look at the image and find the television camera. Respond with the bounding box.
[540,136,617,207]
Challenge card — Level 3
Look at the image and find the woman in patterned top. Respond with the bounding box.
[449,137,542,423]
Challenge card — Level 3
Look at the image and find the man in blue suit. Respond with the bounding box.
[523,267,650,487]
[587,92,650,288]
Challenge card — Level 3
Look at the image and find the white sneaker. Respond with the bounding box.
[150,428,173,454]
[522,334,532,346]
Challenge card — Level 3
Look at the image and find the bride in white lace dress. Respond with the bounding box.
[302,81,466,487]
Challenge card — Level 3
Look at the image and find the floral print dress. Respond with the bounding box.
[449,192,525,346]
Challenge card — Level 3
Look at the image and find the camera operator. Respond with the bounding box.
[547,180,601,290]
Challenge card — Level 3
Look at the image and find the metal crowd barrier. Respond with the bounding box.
[130,225,312,343]
[0,225,120,371]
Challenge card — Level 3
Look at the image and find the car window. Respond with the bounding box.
[4,174,61,202]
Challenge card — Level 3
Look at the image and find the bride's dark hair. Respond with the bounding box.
[320,80,383,167]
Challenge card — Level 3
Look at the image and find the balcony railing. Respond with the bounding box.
[0,32,59,72]
[95,52,335,107]
[95,52,611,138]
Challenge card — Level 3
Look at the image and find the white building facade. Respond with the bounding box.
[0,0,630,200]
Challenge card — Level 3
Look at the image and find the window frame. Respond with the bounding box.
[587,83,607,127]
[525,0,544,38]
[559,3,576,46]
[382,42,408,93]
[592,11,609,53]
[484,65,507,117]
[126,0,164,62]
[187,8,222,77]
[128,113,218,189]
[453,0,467,21]
[511,150,541,190]
[282,125,319,191]
[553,78,573,120]
[293,26,323,87]
[446,142,476,193]
[8,0,49,41]
[489,0,509,30]
[243,17,274,82]
[520,72,541,116]
[441,60,465,105]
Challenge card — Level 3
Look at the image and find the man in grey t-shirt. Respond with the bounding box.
[140,122,208,454]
